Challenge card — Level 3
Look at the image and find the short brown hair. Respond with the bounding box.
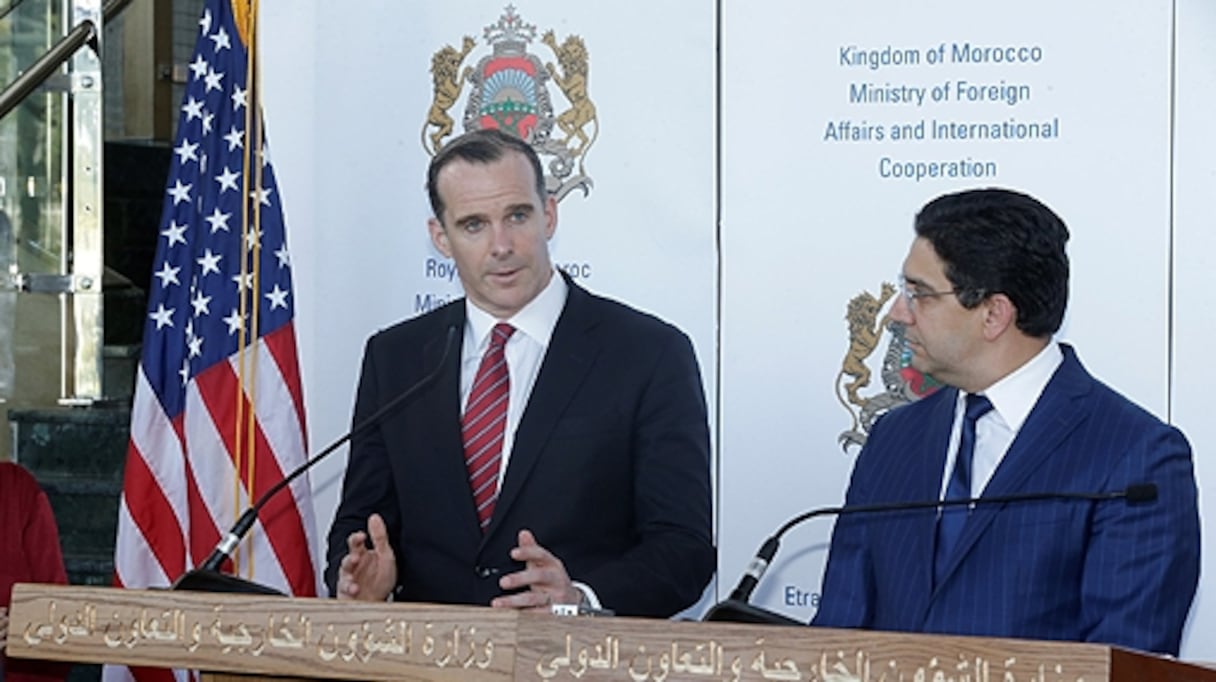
[426,129,547,224]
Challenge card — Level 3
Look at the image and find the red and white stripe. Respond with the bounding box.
[109,325,318,682]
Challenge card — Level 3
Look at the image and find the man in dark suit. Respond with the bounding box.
[812,188,1199,655]
[324,129,714,617]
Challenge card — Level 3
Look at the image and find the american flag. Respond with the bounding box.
[109,1,318,677]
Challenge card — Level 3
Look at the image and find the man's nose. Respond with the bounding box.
[489,223,513,256]
[889,291,914,324]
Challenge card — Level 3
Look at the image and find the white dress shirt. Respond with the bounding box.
[939,342,1065,498]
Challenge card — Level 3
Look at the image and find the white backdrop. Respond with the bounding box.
[262,0,1214,660]
[1171,0,1216,659]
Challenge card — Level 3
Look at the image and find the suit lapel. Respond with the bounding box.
[929,346,1093,594]
[425,305,484,541]
[484,280,601,541]
[910,387,960,623]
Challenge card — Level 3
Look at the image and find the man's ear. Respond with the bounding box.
[544,195,557,240]
[981,293,1017,341]
[428,217,452,258]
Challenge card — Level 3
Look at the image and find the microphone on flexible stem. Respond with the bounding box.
[703,483,1158,625]
[172,325,459,594]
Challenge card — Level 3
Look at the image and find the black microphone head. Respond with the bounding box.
[1124,483,1158,504]
[172,568,285,595]
[702,599,803,625]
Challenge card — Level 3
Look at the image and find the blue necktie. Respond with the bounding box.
[934,393,993,586]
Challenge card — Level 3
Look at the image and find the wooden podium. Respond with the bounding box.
[7,583,1214,681]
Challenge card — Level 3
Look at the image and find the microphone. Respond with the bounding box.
[703,483,1158,624]
[172,325,458,594]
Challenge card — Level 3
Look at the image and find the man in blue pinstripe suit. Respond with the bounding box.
[812,188,1200,655]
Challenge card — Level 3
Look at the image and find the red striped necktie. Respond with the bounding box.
[463,323,515,532]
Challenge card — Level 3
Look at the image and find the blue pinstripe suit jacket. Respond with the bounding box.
[812,344,1199,655]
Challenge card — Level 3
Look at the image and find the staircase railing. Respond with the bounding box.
[0,0,131,120]
[0,0,134,404]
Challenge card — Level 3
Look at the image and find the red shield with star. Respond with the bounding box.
[477,56,542,139]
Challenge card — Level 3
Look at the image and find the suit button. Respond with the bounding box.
[475,566,499,579]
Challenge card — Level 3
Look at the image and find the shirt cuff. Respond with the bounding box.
[571,581,603,610]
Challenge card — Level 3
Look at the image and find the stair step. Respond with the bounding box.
[10,406,130,479]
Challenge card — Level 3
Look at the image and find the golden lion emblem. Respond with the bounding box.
[421,37,476,156]
[835,282,920,451]
[542,30,598,175]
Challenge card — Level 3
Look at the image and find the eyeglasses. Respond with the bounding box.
[898,275,960,309]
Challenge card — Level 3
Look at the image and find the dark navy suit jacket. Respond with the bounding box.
[812,345,1199,655]
[325,275,714,617]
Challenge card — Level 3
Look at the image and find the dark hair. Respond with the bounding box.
[426,128,547,224]
[914,187,1070,337]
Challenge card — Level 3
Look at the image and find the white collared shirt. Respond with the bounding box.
[460,270,568,489]
[939,342,1065,498]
